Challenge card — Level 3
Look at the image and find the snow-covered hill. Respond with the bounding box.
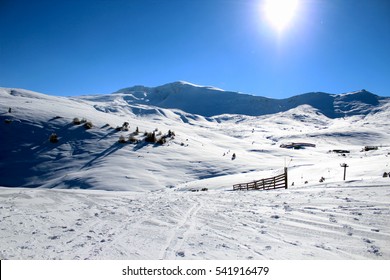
[0,83,389,259]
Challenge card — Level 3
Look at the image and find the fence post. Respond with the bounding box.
[284,167,288,189]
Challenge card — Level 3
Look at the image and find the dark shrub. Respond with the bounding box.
[84,121,93,129]
[73,117,81,125]
[49,133,59,143]
[129,135,138,143]
[157,136,167,145]
[145,132,156,143]
[118,135,126,143]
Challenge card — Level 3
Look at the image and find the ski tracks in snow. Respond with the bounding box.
[160,196,202,259]
[1,185,389,259]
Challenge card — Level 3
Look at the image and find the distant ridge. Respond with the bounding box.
[116,82,388,118]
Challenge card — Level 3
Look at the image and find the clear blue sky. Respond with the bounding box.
[0,0,389,97]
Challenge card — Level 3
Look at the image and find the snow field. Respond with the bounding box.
[0,182,389,260]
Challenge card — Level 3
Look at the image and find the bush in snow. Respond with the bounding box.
[84,121,93,129]
[73,117,81,125]
[383,172,388,178]
[116,122,130,131]
[231,153,236,160]
[319,177,325,182]
[118,135,126,143]
[128,135,138,144]
[145,132,157,143]
[49,133,59,143]
[157,136,167,145]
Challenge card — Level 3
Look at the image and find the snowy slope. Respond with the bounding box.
[0,83,390,259]
[1,182,389,260]
[1,85,390,191]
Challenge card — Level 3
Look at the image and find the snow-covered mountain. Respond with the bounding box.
[116,81,388,118]
[1,82,390,260]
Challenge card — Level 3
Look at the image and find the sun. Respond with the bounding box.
[263,0,300,32]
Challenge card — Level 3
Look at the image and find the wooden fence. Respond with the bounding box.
[233,168,288,191]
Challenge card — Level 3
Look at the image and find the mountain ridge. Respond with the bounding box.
[115,81,388,118]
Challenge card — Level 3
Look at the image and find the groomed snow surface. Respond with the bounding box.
[0,85,389,259]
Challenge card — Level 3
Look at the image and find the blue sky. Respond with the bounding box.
[0,0,389,97]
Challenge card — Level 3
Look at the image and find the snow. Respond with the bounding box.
[0,83,389,259]
[0,182,389,260]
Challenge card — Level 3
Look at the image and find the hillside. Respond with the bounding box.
[1,84,390,191]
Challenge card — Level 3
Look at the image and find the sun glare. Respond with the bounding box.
[263,0,300,32]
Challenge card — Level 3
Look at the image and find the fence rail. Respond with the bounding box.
[233,168,288,191]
